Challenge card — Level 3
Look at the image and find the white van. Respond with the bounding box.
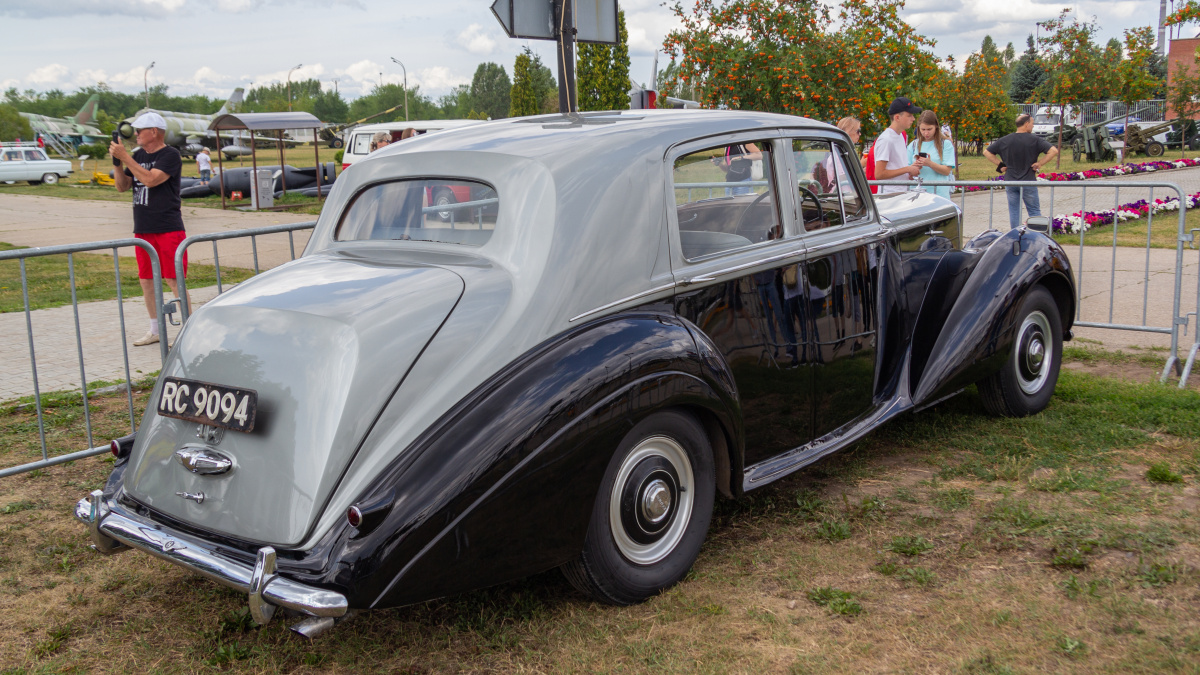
[1031,106,1080,138]
[340,120,484,171]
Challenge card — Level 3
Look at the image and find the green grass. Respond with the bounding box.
[0,242,255,313]
[0,358,1198,672]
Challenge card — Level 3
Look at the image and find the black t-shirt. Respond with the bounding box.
[125,145,185,234]
[986,132,1053,182]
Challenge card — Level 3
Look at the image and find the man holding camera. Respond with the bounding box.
[110,112,189,347]
[984,113,1058,229]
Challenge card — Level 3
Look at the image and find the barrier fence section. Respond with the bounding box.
[0,239,167,478]
[174,221,317,323]
[869,178,1195,388]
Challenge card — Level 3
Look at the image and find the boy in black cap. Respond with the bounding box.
[872,97,922,195]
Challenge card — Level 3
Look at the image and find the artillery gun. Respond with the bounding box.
[1121,119,1199,158]
[1069,107,1154,162]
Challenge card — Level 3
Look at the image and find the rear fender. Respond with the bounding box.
[282,310,739,608]
[911,230,1074,406]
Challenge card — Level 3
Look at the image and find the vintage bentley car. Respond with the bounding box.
[76,110,1074,636]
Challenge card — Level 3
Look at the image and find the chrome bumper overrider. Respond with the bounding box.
[74,490,347,624]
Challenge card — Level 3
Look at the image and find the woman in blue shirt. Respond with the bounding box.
[906,110,955,198]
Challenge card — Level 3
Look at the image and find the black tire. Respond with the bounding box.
[1072,138,1082,162]
[1188,135,1200,151]
[330,138,344,149]
[432,187,456,222]
[42,173,58,185]
[561,410,715,605]
[978,286,1063,417]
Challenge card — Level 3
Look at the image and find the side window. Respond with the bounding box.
[352,133,372,154]
[673,140,779,260]
[24,150,46,161]
[791,139,863,231]
[833,144,868,222]
[3,151,20,161]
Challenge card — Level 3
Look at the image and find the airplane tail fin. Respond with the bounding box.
[74,94,100,125]
[216,88,245,115]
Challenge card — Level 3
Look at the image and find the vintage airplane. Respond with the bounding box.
[20,94,103,142]
[119,88,303,159]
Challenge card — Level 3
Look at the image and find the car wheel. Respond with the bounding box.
[433,187,456,222]
[978,286,1062,417]
[42,173,59,185]
[561,410,715,605]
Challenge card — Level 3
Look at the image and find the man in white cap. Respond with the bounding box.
[110,112,189,347]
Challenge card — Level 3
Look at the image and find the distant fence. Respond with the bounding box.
[1016,100,1166,125]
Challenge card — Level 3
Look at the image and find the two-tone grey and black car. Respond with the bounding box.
[76,110,1074,636]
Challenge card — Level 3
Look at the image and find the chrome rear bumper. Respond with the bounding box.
[74,490,347,623]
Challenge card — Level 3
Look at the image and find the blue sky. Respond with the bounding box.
[0,0,1172,105]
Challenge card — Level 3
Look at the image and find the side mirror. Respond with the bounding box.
[1025,216,1050,233]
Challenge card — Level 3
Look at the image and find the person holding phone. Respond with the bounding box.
[907,110,955,198]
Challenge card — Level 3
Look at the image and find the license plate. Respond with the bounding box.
[157,377,258,433]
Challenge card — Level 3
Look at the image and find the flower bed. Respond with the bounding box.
[1051,191,1200,235]
[958,158,1200,193]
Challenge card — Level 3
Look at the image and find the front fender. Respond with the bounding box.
[283,309,740,608]
[912,229,1074,406]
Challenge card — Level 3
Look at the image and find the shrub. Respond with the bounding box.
[334,149,344,164]
[76,142,108,159]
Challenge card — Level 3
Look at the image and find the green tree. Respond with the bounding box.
[470,62,511,120]
[438,85,474,118]
[1167,60,1200,157]
[510,47,557,117]
[0,104,34,141]
[980,35,1013,93]
[311,89,349,124]
[1115,26,1164,141]
[1009,35,1046,103]
[1035,10,1118,167]
[578,10,631,111]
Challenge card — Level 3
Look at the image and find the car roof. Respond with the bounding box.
[351,120,484,133]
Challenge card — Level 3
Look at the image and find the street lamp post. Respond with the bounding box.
[144,62,155,109]
[390,57,409,121]
[287,63,303,112]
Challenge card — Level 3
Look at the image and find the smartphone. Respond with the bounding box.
[916,152,928,159]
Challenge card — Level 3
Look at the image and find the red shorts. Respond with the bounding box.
[135,231,188,280]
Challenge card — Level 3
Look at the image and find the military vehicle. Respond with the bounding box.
[19,94,103,143]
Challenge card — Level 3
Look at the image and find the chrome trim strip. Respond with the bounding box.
[568,283,677,323]
[74,493,348,618]
[680,247,807,286]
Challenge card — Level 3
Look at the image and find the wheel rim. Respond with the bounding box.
[436,193,453,221]
[1014,310,1053,395]
[44,174,57,185]
[609,435,694,565]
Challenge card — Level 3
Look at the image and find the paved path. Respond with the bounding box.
[1,171,1198,403]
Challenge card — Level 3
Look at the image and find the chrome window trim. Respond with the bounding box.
[568,282,677,323]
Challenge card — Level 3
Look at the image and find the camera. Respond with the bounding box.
[111,131,121,167]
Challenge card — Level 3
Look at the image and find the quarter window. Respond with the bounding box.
[673,140,779,260]
[335,179,497,246]
[23,150,46,161]
[352,134,372,155]
[790,139,868,230]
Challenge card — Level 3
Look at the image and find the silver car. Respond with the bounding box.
[76,110,1074,636]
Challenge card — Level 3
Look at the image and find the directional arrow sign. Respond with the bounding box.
[490,0,555,41]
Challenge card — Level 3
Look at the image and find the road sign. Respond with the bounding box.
[490,0,555,41]
[575,0,618,44]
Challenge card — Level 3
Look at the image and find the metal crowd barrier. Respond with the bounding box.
[870,178,1194,387]
[174,221,317,323]
[0,239,167,478]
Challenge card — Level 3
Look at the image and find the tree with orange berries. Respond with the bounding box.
[1035,10,1118,168]
[663,0,938,137]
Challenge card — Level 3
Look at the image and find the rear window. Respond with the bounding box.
[335,179,498,246]
[351,134,371,155]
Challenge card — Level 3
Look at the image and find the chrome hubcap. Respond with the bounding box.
[609,435,694,565]
[641,479,672,524]
[1015,310,1053,395]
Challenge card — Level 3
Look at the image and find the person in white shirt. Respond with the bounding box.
[873,97,922,195]
[196,148,213,186]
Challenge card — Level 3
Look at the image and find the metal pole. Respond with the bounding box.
[554,0,577,113]
[144,62,155,109]
[278,130,287,195]
[314,126,323,202]
[390,58,409,121]
[251,130,259,210]
[217,129,226,211]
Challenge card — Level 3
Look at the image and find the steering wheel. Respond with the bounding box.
[797,185,826,230]
[734,190,774,241]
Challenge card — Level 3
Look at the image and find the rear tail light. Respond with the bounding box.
[342,163,350,171]
[110,434,136,462]
[346,506,363,529]
[346,488,396,536]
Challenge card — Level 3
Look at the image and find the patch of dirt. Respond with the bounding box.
[1063,359,1200,392]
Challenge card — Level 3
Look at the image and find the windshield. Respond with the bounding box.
[1033,114,1060,125]
[335,178,498,246]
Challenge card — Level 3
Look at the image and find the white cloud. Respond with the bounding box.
[72,69,109,87]
[456,23,497,55]
[27,64,69,85]
[413,66,468,91]
[109,67,149,88]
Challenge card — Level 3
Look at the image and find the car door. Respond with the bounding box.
[0,149,27,181]
[669,133,815,469]
[787,136,884,440]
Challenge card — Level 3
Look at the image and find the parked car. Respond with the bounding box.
[339,119,483,171]
[76,110,1075,637]
[0,143,73,185]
